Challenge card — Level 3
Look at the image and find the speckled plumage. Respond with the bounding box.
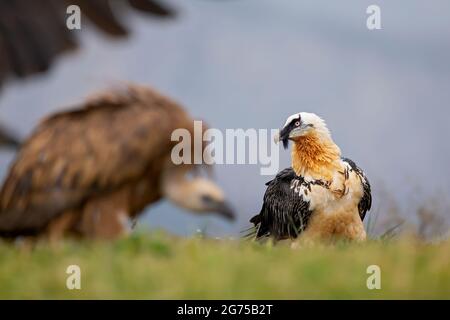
[250,168,312,240]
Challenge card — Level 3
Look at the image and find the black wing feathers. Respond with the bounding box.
[342,158,372,221]
[251,168,312,240]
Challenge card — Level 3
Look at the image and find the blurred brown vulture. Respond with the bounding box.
[0,85,234,240]
[0,0,175,148]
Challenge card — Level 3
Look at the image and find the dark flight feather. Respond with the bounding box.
[0,125,20,148]
[0,0,175,88]
[127,0,175,17]
[71,0,128,36]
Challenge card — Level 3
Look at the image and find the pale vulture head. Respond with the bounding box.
[274,112,331,149]
[161,164,235,220]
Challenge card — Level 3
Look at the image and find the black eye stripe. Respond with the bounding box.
[289,115,301,126]
[290,117,301,127]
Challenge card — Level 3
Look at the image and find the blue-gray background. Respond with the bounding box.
[1,0,449,236]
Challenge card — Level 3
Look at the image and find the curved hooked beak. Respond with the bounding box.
[213,200,236,221]
[274,126,291,149]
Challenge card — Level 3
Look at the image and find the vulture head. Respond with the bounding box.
[274,112,332,149]
[161,165,235,221]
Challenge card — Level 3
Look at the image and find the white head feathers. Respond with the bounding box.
[284,113,301,127]
[283,112,331,139]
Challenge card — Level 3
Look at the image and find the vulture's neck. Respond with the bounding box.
[161,165,190,205]
[291,132,341,180]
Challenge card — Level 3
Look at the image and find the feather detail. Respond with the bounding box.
[291,132,341,180]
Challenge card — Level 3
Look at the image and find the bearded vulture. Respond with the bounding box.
[0,85,234,240]
[250,112,371,242]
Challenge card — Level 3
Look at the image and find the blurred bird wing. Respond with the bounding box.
[0,0,175,87]
[0,0,76,82]
[0,125,20,148]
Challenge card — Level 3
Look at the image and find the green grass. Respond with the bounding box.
[0,231,449,299]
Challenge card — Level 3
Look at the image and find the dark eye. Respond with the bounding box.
[295,121,300,127]
[201,195,214,203]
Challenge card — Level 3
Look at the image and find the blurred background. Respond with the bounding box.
[1,0,449,237]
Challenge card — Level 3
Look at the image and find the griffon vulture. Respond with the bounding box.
[0,85,234,240]
[250,112,371,242]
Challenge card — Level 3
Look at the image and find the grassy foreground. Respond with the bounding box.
[0,232,449,299]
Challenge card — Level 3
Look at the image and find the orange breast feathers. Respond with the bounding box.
[291,132,342,180]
